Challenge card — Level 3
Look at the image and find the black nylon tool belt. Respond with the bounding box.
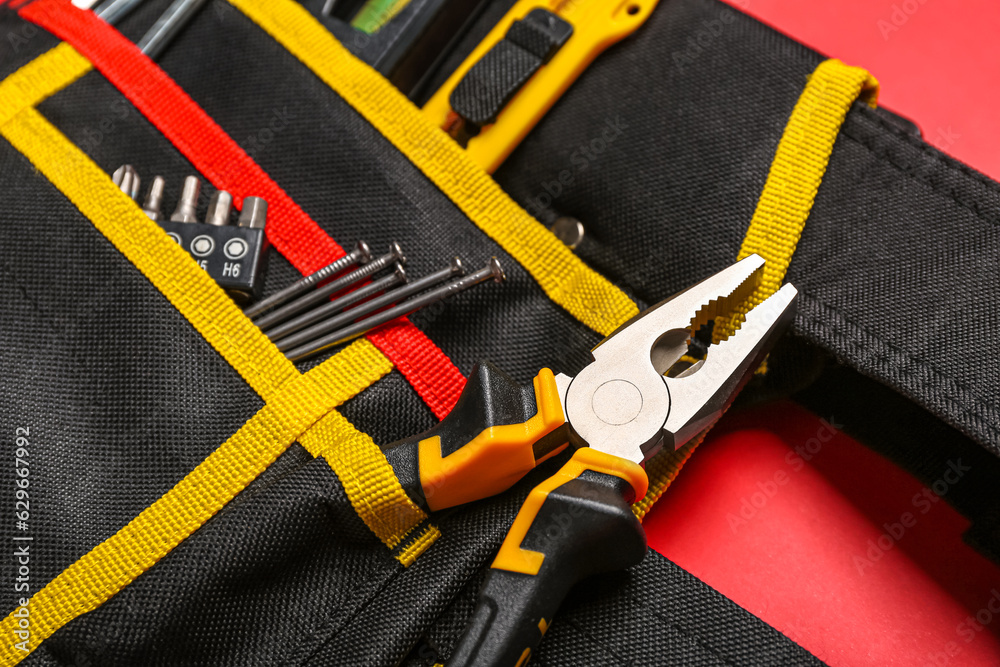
[0,0,997,664]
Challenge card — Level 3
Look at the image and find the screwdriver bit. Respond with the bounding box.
[237,197,268,229]
[170,175,201,223]
[142,176,166,221]
[205,190,233,226]
[117,169,135,200]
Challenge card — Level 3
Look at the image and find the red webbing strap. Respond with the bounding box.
[21,0,465,417]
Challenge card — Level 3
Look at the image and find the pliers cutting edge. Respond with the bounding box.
[382,254,798,666]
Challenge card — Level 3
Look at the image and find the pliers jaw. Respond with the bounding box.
[559,254,798,466]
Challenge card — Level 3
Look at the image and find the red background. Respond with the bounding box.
[720,0,1000,182]
[643,2,1000,664]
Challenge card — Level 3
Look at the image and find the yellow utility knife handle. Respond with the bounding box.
[422,0,660,173]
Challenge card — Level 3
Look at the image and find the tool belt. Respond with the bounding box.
[1,0,997,664]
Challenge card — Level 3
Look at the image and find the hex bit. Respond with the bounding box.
[205,190,233,226]
[264,264,408,342]
[142,176,166,221]
[237,197,268,229]
[252,243,405,331]
[113,164,140,200]
[170,176,201,223]
[282,258,502,361]
[116,169,135,199]
[126,167,140,201]
[243,241,370,319]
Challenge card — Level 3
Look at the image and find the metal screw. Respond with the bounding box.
[142,176,166,221]
[284,257,503,361]
[205,190,233,226]
[252,243,405,330]
[244,240,370,319]
[170,175,201,223]
[265,263,408,343]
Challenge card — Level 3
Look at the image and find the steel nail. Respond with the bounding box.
[264,263,407,342]
[243,240,370,319]
[136,0,210,60]
[252,243,405,330]
[94,0,147,25]
[284,257,498,361]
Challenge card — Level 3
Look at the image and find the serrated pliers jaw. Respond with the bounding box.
[559,254,798,466]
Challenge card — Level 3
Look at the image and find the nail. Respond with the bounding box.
[264,263,407,342]
[284,257,497,361]
[243,240,371,319]
[251,243,405,330]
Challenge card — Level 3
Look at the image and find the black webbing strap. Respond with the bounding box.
[449,8,572,127]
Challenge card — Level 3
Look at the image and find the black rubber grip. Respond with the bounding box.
[447,471,647,667]
[382,361,539,512]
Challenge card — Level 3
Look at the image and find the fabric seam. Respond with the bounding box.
[796,292,1000,443]
[855,103,1000,203]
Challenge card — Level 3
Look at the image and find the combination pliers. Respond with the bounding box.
[381,254,798,666]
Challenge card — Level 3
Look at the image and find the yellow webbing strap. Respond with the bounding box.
[228,0,639,338]
[645,59,878,517]
[0,54,419,663]
[397,524,443,567]
[3,106,297,399]
[0,342,388,663]
[300,397,431,550]
[0,37,434,563]
[0,42,90,127]
[721,58,878,338]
